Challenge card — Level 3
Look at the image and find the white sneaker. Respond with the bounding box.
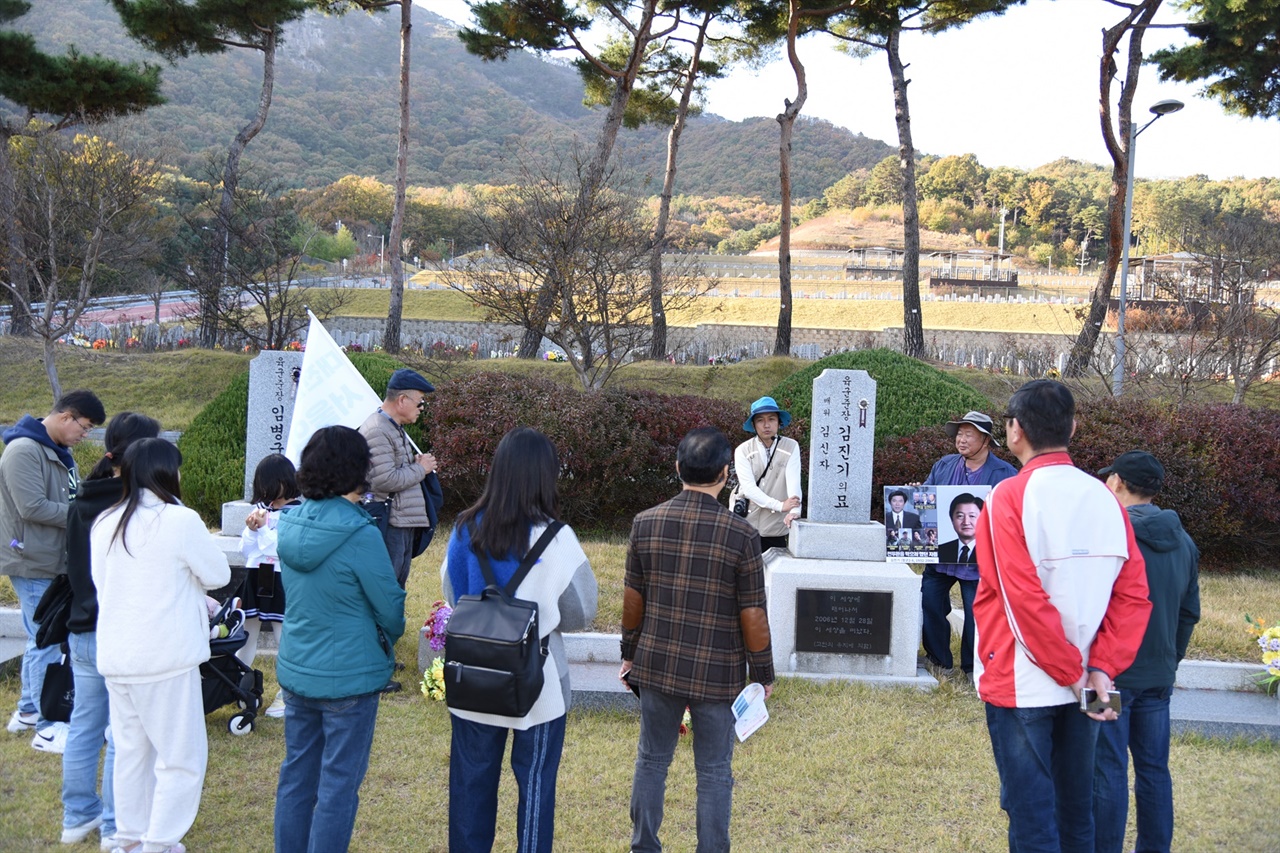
[32,721,69,753]
[99,836,118,851]
[6,709,37,733]
[264,692,286,718]
[60,815,103,843]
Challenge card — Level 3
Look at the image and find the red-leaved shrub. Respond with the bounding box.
[873,396,1280,568]
[428,373,742,528]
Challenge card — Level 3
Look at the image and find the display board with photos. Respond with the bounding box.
[883,485,992,564]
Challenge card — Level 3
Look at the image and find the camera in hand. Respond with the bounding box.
[733,497,749,517]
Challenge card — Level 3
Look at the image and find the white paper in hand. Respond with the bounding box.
[732,682,769,742]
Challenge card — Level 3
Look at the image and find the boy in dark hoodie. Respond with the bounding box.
[0,390,105,753]
[1092,450,1200,853]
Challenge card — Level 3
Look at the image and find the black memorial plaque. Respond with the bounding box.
[794,589,892,655]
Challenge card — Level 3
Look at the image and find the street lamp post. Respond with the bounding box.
[1113,98,1184,396]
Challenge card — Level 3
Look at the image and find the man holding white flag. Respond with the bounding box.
[284,312,384,465]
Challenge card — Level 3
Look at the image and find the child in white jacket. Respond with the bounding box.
[236,454,301,717]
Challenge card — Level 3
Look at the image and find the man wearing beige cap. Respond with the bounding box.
[920,411,1017,677]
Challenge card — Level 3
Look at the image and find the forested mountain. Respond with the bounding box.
[13,1,895,201]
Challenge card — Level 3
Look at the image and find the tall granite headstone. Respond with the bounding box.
[242,351,304,501]
[807,369,877,524]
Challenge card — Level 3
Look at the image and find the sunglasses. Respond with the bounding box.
[403,395,427,410]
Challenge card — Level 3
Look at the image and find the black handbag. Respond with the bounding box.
[40,643,75,723]
[444,522,563,717]
[34,574,74,650]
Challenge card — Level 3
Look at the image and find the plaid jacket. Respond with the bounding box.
[622,490,775,701]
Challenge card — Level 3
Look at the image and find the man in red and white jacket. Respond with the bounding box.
[973,380,1151,853]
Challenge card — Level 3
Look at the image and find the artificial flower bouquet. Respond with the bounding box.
[1245,614,1280,696]
[420,600,453,702]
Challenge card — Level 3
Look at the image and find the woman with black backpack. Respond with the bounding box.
[441,427,597,853]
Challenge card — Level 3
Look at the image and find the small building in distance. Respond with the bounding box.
[928,249,1017,290]
[842,246,1017,289]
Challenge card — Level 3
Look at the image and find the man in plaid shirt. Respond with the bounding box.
[620,427,775,853]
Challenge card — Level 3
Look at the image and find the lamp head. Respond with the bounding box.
[1149,99,1184,116]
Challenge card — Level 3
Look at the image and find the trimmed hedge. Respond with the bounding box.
[180,361,745,530]
[179,352,418,524]
[874,396,1280,567]
[429,372,743,528]
[768,349,993,446]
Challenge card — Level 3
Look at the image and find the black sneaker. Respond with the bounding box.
[380,680,403,694]
[393,661,406,672]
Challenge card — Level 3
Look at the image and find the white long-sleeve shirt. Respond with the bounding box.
[734,436,802,539]
[91,491,230,683]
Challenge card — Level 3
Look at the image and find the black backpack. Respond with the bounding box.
[444,522,563,717]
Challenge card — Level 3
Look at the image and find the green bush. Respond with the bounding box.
[178,352,416,525]
[178,368,250,525]
[768,349,992,446]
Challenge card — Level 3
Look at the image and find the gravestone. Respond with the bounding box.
[222,351,304,535]
[243,351,304,497]
[764,368,930,687]
[787,369,884,561]
[807,369,875,523]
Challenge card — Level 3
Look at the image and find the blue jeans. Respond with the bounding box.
[986,702,1100,853]
[383,526,415,589]
[12,575,59,726]
[274,690,380,853]
[1093,685,1174,853]
[448,713,566,853]
[920,565,977,672]
[62,632,115,837]
[630,689,736,853]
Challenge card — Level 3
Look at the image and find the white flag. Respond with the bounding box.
[284,312,383,465]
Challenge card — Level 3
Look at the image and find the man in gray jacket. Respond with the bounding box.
[1092,450,1200,853]
[1,390,104,753]
[358,369,437,590]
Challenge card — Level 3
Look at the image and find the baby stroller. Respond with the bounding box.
[201,597,264,736]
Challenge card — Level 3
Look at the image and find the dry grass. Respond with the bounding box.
[0,338,249,431]
[0,538,1274,853]
[337,288,1085,334]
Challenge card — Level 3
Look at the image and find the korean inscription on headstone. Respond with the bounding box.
[794,589,893,656]
[244,351,304,500]
[807,369,877,524]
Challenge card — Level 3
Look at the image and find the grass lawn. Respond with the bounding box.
[1,534,1275,852]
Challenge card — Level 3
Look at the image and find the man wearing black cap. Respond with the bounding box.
[359,369,438,592]
[920,411,1018,678]
[1092,450,1200,853]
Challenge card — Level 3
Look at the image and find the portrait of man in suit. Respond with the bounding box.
[937,492,984,564]
[886,489,922,531]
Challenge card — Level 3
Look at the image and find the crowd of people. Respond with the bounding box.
[1,373,1201,852]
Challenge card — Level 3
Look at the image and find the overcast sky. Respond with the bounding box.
[426,0,1279,181]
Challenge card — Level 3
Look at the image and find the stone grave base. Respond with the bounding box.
[765,552,935,690]
[788,519,886,562]
[223,500,255,536]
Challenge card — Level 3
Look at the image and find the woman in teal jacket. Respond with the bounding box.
[273,426,406,853]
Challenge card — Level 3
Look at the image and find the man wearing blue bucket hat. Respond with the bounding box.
[730,397,802,551]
